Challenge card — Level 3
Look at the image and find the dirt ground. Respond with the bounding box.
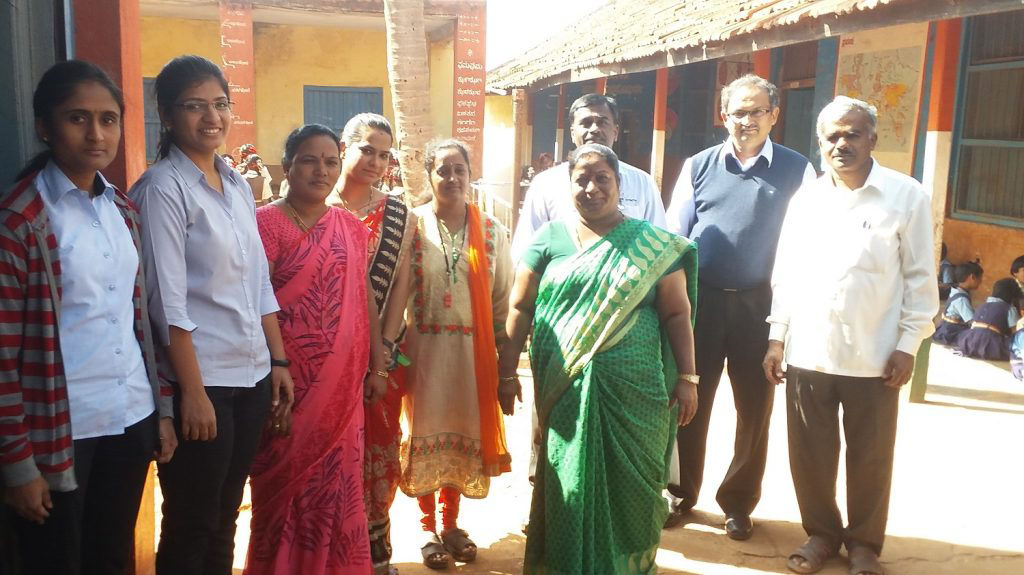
[223,343,1024,574]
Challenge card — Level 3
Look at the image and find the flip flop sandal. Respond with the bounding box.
[441,527,478,563]
[786,535,839,574]
[420,533,452,570]
[848,544,885,575]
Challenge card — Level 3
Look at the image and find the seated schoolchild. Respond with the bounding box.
[938,243,955,300]
[933,262,982,344]
[955,278,1023,361]
[1011,317,1024,381]
[1012,255,1024,293]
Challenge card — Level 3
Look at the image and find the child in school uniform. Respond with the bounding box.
[955,278,1023,361]
[1012,255,1024,293]
[933,262,982,344]
[938,243,955,300]
[1010,317,1024,381]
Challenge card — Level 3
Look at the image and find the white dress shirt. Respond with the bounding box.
[767,160,939,378]
[131,146,279,388]
[510,160,667,261]
[37,162,154,439]
[666,138,817,237]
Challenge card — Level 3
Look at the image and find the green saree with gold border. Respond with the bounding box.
[523,219,698,575]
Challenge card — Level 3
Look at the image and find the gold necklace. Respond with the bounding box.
[284,200,312,232]
[340,189,377,215]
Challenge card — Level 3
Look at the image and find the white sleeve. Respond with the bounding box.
[766,192,803,342]
[639,172,667,230]
[665,158,696,237]
[510,178,549,263]
[895,184,940,354]
[802,162,818,186]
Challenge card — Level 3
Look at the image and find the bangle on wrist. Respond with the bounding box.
[499,375,519,384]
[369,368,388,379]
[677,373,700,385]
[270,358,290,368]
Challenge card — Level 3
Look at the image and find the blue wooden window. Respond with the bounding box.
[303,86,383,133]
[951,10,1024,227]
[143,78,159,163]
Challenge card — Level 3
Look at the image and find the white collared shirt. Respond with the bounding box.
[131,146,279,388]
[767,160,939,378]
[510,160,667,261]
[666,138,817,237]
[36,162,154,439]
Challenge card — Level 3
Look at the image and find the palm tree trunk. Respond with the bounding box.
[383,0,433,205]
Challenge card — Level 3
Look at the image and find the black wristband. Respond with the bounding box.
[270,358,291,368]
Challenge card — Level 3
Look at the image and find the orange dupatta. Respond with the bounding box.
[466,203,511,476]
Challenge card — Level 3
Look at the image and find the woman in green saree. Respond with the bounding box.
[497,143,699,574]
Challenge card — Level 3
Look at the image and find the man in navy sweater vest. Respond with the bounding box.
[665,74,815,539]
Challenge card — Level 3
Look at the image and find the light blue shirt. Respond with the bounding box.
[37,162,154,439]
[131,146,278,388]
[944,287,974,322]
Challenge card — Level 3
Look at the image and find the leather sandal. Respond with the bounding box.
[420,532,452,570]
[441,527,478,563]
[786,535,839,574]
[848,544,885,575]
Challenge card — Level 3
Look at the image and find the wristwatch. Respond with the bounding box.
[270,358,291,368]
[677,373,700,385]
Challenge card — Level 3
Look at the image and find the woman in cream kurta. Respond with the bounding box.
[400,140,513,569]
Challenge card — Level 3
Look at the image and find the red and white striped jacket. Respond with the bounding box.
[0,174,172,491]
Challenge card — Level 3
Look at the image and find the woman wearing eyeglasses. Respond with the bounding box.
[129,55,295,575]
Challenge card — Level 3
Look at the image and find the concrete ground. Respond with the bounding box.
[226,343,1024,574]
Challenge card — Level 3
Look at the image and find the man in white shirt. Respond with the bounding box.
[763,96,938,575]
[510,93,666,261]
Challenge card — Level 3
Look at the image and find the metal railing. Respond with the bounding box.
[470,180,515,234]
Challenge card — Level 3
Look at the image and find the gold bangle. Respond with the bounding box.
[370,368,388,379]
[677,373,700,385]
[499,375,519,384]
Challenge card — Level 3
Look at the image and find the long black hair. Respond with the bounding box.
[154,55,229,160]
[14,60,125,183]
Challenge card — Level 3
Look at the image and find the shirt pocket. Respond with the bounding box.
[841,219,898,274]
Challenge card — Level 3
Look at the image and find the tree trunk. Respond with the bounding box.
[383,0,433,205]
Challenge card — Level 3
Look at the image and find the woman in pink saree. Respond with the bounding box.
[244,124,388,575]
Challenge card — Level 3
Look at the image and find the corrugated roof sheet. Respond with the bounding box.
[487,0,900,90]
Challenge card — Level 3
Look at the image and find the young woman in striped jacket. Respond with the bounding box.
[0,60,177,575]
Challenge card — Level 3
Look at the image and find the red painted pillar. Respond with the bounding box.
[652,68,668,202]
[753,49,772,80]
[595,77,607,94]
[453,1,487,178]
[219,1,257,152]
[72,0,145,191]
[554,84,567,161]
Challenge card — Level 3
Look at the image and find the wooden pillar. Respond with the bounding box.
[512,88,528,228]
[72,0,145,191]
[595,77,607,94]
[923,19,962,264]
[753,49,772,80]
[554,83,567,162]
[651,68,668,205]
[219,1,257,152]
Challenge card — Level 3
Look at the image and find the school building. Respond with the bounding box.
[1,0,489,192]
[486,0,1024,300]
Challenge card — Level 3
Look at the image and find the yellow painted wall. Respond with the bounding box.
[140,17,221,77]
[429,38,454,140]
[253,23,394,166]
[138,17,460,170]
[483,94,515,202]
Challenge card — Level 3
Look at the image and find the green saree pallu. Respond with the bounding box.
[523,219,697,575]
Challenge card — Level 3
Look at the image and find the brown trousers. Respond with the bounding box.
[786,367,899,554]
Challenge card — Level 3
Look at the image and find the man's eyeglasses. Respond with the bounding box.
[727,108,771,121]
[175,100,233,114]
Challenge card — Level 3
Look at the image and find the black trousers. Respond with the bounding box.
[156,376,271,575]
[11,411,157,575]
[670,284,775,516]
[786,367,899,554]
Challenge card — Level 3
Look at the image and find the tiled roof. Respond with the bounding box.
[487,0,901,90]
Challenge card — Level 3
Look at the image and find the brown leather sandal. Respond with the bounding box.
[848,544,885,575]
[786,535,839,574]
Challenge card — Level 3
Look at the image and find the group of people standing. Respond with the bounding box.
[1,53,938,575]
